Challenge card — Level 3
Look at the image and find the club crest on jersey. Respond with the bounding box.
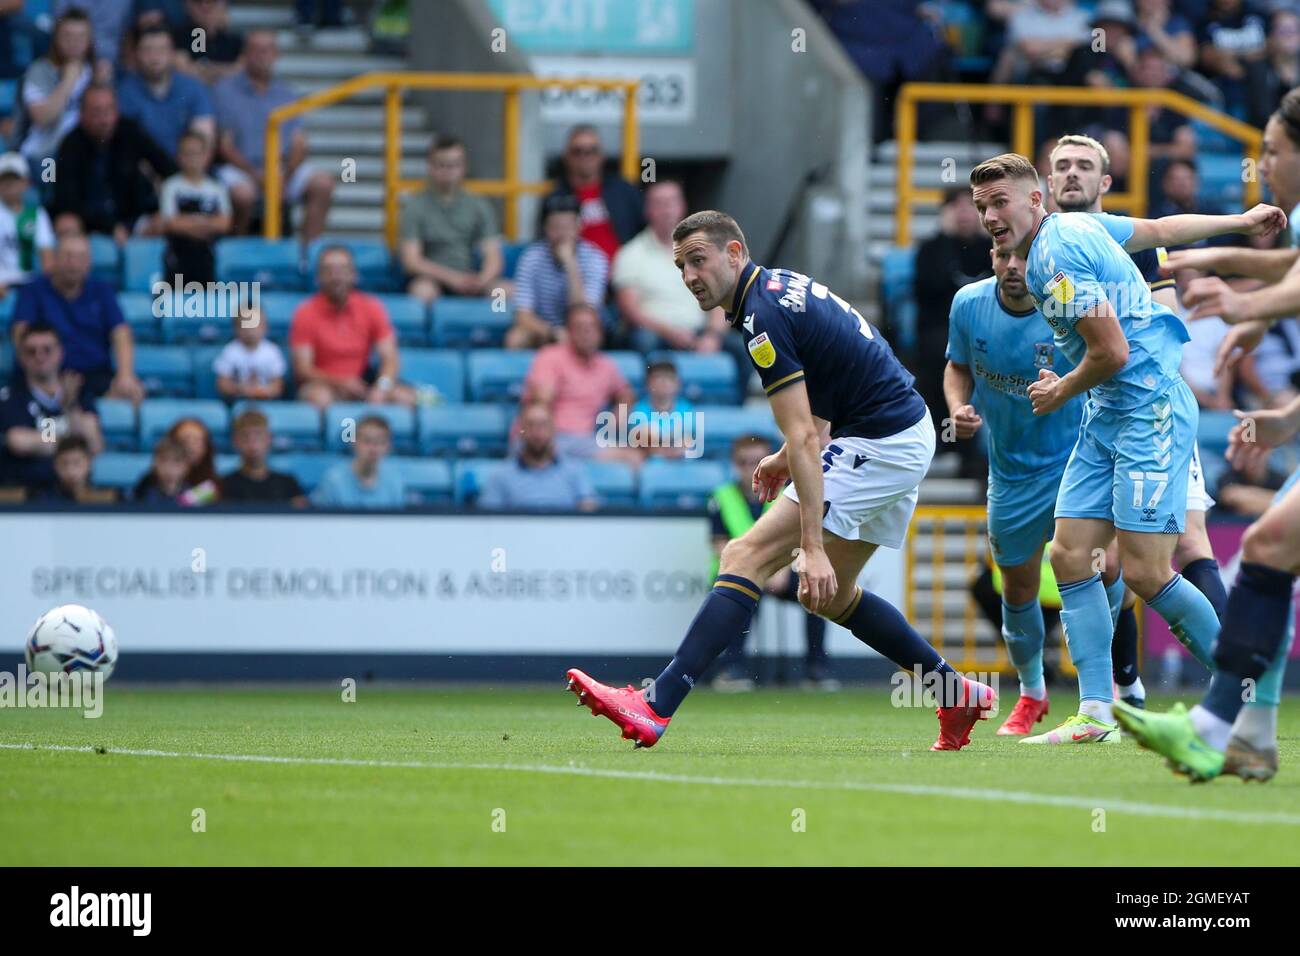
[747,331,776,368]
[1045,270,1074,304]
[1033,342,1054,368]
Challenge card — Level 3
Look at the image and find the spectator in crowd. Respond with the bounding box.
[296,0,345,30]
[0,152,54,292]
[628,360,695,463]
[167,414,220,500]
[399,135,505,306]
[50,83,177,243]
[1065,1,1138,90]
[479,401,598,511]
[290,245,416,409]
[213,29,334,244]
[989,0,1091,88]
[172,0,244,85]
[612,179,729,354]
[0,2,43,83]
[709,434,836,691]
[1247,7,1300,129]
[18,8,97,168]
[312,414,406,509]
[159,129,231,284]
[11,234,143,403]
[1215,449,1292,516]
[215,304,286,401]
[910,187,990,460]
[1149,159,1236,235]
[54,0,134,75]
[0,321,103,492]
[116,24,214,161]
[220,408,307,505]
[508,194,608,350]
[1134,0,1197,68]
[42,433,115,503]
[1247,316,1300,407]
[132,433,192,504]
[520,303,636,460]
[544,125,644,262]
[1197,0,1267,112]
[1128,47,1199,162]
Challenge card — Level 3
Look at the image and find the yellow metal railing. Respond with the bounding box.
[894,83,1264,247]
[263,72,640,246]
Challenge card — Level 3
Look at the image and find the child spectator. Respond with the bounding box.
[0,152,54,293]
[220,408,307,505]
[166,415,220,502]
[214,305,286,401]
[628,360,696,461]
[132,433,191,503]
[311,415,405,509]
[43,434,116,503]
[159,130,231,285]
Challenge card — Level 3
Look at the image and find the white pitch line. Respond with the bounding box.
[3,741,1299,828]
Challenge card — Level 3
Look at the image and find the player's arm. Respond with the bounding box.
[943,361,982,438]
[766,381,836,613]
[1120,203,1286,252]
[1161,245,1300,283]
[1027,302,1128,415]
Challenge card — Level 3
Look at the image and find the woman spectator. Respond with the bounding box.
[165,416,220,502]
[1247,8,1300,129]
[17,9,103,170]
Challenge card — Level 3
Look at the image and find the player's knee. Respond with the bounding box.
[1242,514,1299,574]
[718,535,758,577]
[1120,565,1168,602]
[1048,540,1091,583]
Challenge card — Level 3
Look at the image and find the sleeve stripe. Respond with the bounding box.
[1148,278,1176,291]
[764,370,805,394]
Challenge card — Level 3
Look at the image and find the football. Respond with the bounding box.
[25,604,118,680]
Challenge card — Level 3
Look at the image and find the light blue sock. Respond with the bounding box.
[1251,597,1295,708]
[1001,597,1046,695]
[1104,573,1126,630]
[1146,573,1218,671]
[1058,573,1114,703]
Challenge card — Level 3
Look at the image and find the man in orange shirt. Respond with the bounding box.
[289,246,416,410]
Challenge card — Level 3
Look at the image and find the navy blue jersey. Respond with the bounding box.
[727,262,927,439]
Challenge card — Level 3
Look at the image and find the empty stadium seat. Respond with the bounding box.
[453,458,505,504]
[691,405,781,459]
[374,293,429,345]
[231,400,323,451]
[607,350,647,392]
[89,233,121,287]
[648,351,739,404]
[466,350,534,403]
[638,459,726,510]
[500,241,529,280]
[882,246,918,353]
[135,345,194,397]
[432,296,512,347]
[97,398,137,451]
[118,291,160,343]
[0,340,9,378]
[307,237,402,292]
[401,349,465,403]
[418,403,509,457]
[139,398,230,448]
[268,452,345,493]
[159,289,239,343]
[215,238,306,290]
[323,403,417,453]
[256,291,308,340]
[123,237,166,292]
[92,452,152,491]
[191,345,223,400]
[390,457,454,505]
[586,459,636,507]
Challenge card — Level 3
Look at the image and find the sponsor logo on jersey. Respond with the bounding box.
[766,278,784,291]
[747,331,776,368]
[1046,270,1074,304]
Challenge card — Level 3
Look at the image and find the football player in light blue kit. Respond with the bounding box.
[969,152,1286,744]
[944,246,1087,735]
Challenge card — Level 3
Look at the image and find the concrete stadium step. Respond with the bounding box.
[313,154,428,180]
[278,52,408,79]
[306,129,432,153]
[917,478,985,504]
[302,105,423,130]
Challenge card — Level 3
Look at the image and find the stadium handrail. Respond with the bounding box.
[262,72,641,246]
[894,83,1263,247]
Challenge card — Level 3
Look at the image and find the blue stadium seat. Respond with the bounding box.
[123,237,166,293]
[92,452,152,492]
[607,350,647,392]
[0,293,14,330]
[139,398,229,448]
[1200,452,1229,498]
[648,351,739,404]
[453,458,505,504]
[323,403,417,453]
[231,400,323,451]
[215,452,240,475]
[96,398,138,451]
[88,233,120,287]
[135,345,194,397]
[191,345,223,400]
[1198,153,1246,206]
[501,241,529,280]
[432,296,512,347]
[268,452,345,493]
[0,80,16,118]
[0,340,9,378]
[118,291,160,343]
[215,238,305,290]
[390,457,454,505]
[586,459,636,507]
[256,291,307,341]
[1198,409,1238,456]
[882,246,918,353]
[418,403,509,457]
[466,349,534,403]
[638,459,726,510]
[374,293,429,345]
[401,349,465,402]
[691,405,781,459]
[159,289,239,343]
[307,237,402,291]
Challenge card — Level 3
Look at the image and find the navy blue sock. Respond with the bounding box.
[1111,606,1139,687]
[653,574,760,717]
[832,587,960,706]
[1201,670,1250,726]
[1182,557,1228,622]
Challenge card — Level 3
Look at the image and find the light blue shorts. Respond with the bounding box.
[988,466,1066,568]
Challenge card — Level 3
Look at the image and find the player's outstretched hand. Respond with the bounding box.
[1215,319,1269,374]
[1158,247,1230,277]
[1027,369,1064,416]
[951,403,983,438]
[1240,203,1288,241]
[1184,275,1253,324]
[1226,407,1299,470]
[752,450,790,503]
[795,547,837,615]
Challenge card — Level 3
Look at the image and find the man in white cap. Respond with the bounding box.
[0,152,54,295]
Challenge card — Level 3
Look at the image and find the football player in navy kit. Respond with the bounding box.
[566,211,997,751]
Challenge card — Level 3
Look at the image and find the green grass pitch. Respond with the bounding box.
[3,685,1299,866]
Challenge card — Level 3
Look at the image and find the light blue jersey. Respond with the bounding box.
[1025,212,1189,411]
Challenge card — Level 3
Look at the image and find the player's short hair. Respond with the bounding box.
[1274,87,1300,148]
[356,415,391,436]
[1050,134,1110,174]
[646,360,678,378]
[671,210,748,254]
[731,434,772,457]
[232,409,269,435]
[54,434,90,459]
[969,153,1039,188]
